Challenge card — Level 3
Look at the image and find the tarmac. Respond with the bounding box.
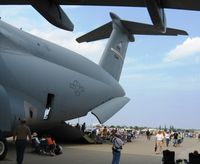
[3,136,200,164]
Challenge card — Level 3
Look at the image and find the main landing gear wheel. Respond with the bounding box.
[0,139,7,160]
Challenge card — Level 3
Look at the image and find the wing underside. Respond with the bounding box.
[60,0,200,11]
[0,0,198,31]
[1,0,200,10]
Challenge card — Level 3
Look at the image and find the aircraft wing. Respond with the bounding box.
[1,0,200,10]
[0,0,74,31]
[0,0,199,32]
[58,0,200,11]
[0,0,27,5]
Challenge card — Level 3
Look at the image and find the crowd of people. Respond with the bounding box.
[85,126,138,144]
[152,130,184,154]
[12,119,200,164]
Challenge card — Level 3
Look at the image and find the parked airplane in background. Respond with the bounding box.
[0,11,187,159]
[0,0,200,32]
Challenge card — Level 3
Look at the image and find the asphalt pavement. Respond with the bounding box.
[3,136,200,164]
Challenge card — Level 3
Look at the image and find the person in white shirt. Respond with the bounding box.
[155,131,164,154]
[165,131,171,147]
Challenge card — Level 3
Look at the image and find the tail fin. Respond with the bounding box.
[76,12,187,81]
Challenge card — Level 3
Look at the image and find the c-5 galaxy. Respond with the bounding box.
[0,11,187,159]
[1,0,200,32]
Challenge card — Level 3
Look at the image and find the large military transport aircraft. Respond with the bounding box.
[0,0,200,32]
[0,12,187,159]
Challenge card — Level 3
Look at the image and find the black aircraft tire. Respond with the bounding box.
[0,139,7,160]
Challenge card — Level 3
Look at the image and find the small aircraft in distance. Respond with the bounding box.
[0,0,200,32]
[0,11,187,159]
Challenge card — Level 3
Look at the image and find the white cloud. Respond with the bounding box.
[164,37,200,62]
[0,6,45,30]
[0,6,27,17]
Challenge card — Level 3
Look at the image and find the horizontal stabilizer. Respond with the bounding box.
[76,21,188,43]
[76,13,187,43]
[122,20,188,36]
[77,12,188,81]
[91,97,130,124]
[76,22,112,43]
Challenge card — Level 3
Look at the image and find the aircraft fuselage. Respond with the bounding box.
[0,20,125,134]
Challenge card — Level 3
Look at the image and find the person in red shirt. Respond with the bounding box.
[46,135,56,155]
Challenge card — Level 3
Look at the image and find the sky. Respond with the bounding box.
[0,5,200,129]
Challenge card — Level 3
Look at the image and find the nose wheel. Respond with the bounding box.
[0,139,7,160]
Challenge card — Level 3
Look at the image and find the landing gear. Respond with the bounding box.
[0,139,7,160]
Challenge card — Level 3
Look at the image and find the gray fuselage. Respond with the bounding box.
[0,20,125,133]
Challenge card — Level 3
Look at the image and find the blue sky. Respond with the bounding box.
[0,5,200,129]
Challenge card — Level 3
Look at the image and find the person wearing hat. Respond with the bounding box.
[111,133,124,164]
[13,119,32,164]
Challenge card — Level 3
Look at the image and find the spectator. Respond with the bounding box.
[155,131,164,154]
[46,135,56,156]
[112,133,124,164]
[81,122,86,133]
[13,119,32,164]
[146,129,151,140]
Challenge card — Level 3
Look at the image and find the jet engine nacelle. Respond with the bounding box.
[145,0,166,33]
[30,0,74,31]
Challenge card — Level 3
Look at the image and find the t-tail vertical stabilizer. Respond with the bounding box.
[77,12,134,81]
[99,13,134,81]
[76,12,187,81]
